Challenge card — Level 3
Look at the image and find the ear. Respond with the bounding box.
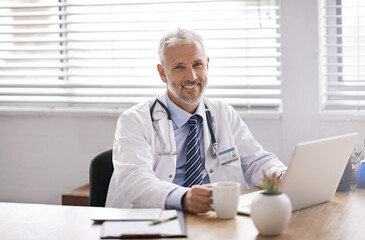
[157,64,168,84]
[206,57,210,70]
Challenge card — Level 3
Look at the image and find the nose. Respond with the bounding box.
[186,66,197,80]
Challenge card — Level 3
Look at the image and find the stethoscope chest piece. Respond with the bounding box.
[211,142,219,158]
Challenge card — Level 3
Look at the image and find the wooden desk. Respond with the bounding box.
[62,184,89,206]
[1,188,365,240]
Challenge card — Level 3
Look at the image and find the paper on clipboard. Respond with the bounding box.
[91,208,162,222]
[100,210,186,238]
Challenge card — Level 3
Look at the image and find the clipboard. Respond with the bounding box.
[91,208,162,222]
[100,210,187,239]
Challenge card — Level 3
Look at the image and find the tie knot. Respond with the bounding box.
[188,115,200,128]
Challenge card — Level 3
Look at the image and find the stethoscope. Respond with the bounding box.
[150,98,219,157]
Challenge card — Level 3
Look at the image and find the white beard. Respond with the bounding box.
[166,72,204,106]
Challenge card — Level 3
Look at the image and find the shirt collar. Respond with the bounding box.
[166,95,205,128]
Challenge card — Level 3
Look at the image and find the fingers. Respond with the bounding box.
[183,185,214,214]
[201,183,212,188]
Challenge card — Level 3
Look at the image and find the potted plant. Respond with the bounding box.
[250,171,292,236]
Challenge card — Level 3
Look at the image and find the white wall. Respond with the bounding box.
[0,113,116,204]
[0,0,364,205]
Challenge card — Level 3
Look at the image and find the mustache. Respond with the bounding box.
[181,79,201,86]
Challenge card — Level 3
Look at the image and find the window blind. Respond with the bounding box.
[320,0,365,113]
[0,0,281,114]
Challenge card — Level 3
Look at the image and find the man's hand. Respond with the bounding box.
[182,185,213,214]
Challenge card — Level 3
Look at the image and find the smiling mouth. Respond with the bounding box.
[182,80,201,89]
[183,84,199,89]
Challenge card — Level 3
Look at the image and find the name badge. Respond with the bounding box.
[217,147,239,166]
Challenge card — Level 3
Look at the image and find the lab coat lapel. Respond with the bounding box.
[202,99,217,165]
[154,93,177,156]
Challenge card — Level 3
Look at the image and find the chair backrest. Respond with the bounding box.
[89,149,113,207]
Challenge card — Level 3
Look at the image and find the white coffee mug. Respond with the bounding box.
[212,181,241,219]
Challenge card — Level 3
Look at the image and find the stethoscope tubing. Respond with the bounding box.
[150,98,218,153]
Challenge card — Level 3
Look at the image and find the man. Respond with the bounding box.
[105,28,287,213]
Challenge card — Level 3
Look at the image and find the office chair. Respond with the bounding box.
[89,149,114,207]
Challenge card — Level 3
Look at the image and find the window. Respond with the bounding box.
[0,0,281,114]
[320,0,365,113]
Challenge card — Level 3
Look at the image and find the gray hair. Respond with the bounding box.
[158,28,207,67]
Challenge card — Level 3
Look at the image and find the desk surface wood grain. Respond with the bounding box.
[1,187,364,240]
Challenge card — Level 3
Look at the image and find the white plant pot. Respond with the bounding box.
[250,192,292,236]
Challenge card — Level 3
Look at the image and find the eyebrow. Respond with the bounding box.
[172,59,203,66]
[193,59,205,64]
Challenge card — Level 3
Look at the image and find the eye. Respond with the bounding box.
[173,65,184,71]
[193,62,203,68]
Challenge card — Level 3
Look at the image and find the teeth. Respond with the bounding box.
[184,84,198,89]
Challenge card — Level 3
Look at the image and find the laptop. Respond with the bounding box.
[238,132,358,215]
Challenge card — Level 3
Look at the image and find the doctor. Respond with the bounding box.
[106,28,287,214]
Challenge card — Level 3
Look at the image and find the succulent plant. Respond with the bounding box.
[257,170,282,194]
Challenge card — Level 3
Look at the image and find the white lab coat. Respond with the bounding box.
[106,92,287,209]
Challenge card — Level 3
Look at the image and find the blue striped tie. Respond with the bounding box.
[184,115,203,188]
